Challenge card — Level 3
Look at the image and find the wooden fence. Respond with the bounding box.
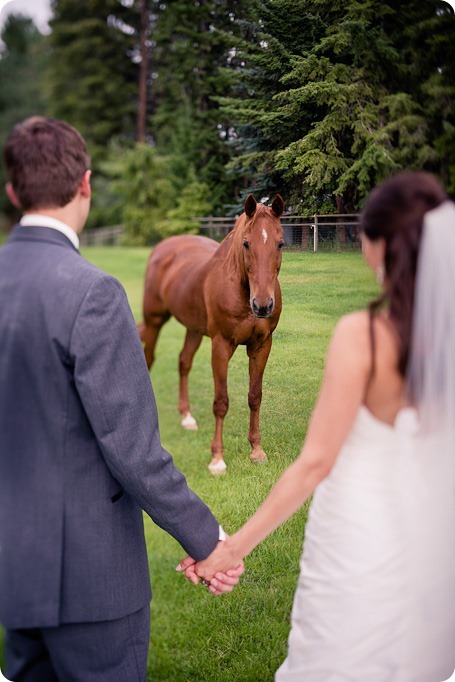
[79,225,124,247]
[194,214,361,251]
[80,214,362,251]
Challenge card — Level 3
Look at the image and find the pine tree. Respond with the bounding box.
[165,167,213,236]
[398,0,455,191]
[0,15,50,226]
[216,0,322,208]
[48,0,140,166]
[221,0,455,212]
[106,143,176,244]
[275,0,455,210]
[148,0,253,211]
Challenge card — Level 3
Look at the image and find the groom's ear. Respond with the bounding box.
[5,182,22,209]
[79,170,92,199]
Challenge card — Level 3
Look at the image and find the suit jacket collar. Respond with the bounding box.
[9,224,80,253]
[20,214,80,249]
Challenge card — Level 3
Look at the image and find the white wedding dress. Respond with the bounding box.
[276,406,455,682]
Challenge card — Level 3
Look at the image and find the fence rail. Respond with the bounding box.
[80,214,362,250]
[194,213,361,251]
[80,225,124,247]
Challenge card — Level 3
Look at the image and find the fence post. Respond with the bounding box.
[313,214,319,252]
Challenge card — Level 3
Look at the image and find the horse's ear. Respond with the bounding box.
[271,194,285,218]
[244,194,257,218]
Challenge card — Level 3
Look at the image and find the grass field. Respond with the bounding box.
[0,247,378,680]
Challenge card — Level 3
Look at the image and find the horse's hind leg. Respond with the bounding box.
[179,330,203,430]
[137,311,170,370]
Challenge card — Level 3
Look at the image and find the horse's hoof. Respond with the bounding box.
[250,449,267,463]
[208,459,227,475]
[181,414,198,430]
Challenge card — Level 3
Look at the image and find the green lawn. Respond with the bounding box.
[0,247,378,680]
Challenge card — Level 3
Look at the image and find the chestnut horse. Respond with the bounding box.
[138,194,284,473]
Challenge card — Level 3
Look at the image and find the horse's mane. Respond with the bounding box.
[222,204,270,283]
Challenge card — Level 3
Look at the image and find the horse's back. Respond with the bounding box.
[148,234,217,270]
[143,234,219,332]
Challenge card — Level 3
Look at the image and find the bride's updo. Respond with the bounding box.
[361,171,447,376]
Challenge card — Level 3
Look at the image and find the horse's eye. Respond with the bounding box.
[243,240,250,250]
[278,241,284,250]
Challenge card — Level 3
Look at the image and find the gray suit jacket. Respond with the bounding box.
[0,225,219,629]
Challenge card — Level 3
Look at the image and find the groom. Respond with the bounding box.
[0,116,242,682]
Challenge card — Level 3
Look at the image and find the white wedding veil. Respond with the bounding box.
[406,201,455,432]
[404,200,455,680]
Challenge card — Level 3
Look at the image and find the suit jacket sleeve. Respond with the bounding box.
[69,273,219,561]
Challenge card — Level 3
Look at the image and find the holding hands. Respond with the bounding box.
[176,538,244,596]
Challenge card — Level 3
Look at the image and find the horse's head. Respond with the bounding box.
[240,194,285,318]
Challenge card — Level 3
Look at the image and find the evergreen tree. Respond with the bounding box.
[165,167,213,236]
[149,0,253,211]
[399,0,455,191]
[222,0,455,212]
[48,0,140,166]
[0,15,50,227]
[98,142,177,243]
[216,0,323,208]
[96,140,213,242]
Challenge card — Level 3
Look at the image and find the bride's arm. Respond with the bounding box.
[194,312,371,583]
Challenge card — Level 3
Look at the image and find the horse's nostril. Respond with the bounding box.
[252,298,274,318]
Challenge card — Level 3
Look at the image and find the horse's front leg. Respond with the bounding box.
[178,330,203,430]
[247,335,273,462]
[209,335,235,474]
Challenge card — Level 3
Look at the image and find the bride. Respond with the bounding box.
[187,171,455,681]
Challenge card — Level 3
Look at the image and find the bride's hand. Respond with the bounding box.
[204,556,245,596]
[176,542,244,595]
[195,537,243,582]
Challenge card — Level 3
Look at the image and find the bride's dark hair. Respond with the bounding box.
[361,171,447,376]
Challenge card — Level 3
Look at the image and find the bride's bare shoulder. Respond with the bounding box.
[332,310,371,345]
[335,310,396,343]
[331,310,398,378]
[325,312,373,377]
[329,310,398,370]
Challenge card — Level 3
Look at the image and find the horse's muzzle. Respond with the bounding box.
[251,297,274,318]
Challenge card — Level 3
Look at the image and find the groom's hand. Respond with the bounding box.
[175,555,199,585]
[176,546,244,596]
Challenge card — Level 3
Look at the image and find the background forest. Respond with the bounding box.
[1,0,454,242]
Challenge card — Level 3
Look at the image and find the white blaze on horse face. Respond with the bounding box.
[262,228,268,244]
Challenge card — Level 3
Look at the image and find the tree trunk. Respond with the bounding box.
[301,226,311,248]
[137,0,149,143]
[335,194,347,244]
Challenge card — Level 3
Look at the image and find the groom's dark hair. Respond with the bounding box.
[4,116,90,211]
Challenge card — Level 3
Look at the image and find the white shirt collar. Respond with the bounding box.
[20,214,80,250]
